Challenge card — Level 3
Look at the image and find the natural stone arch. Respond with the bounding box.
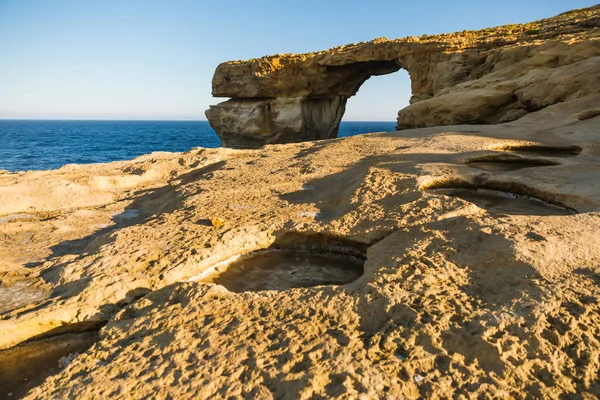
[206,11,600,148]
[204,37,497,149]
[205,58,407,148]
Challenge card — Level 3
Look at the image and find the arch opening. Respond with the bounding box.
[338,68,411,138]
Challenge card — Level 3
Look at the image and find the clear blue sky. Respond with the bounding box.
[0,0,596,121]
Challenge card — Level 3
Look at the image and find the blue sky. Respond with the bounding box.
[0,0,596,121]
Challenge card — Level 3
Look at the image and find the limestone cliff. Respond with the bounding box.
[206,6,600,147]
[2,6,600,399]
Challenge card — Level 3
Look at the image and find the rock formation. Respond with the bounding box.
[3,92,600,398]
[206,6,600,147]
[1,6,600,399]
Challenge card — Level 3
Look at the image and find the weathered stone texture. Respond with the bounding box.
[206,6,600,147]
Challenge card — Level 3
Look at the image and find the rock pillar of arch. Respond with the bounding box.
[205,53,405,148]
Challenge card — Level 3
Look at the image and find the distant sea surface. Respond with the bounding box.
[0,120,396,172]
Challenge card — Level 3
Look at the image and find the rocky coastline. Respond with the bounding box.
[1,5,599,398]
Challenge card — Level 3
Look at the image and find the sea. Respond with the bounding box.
[0,120,395,172]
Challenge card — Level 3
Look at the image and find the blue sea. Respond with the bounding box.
[0,120,395,172]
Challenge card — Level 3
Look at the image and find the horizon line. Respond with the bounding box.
[0,118,397,123]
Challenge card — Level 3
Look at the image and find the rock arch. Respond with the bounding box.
[205,55,409,148]
[206,7,600,148]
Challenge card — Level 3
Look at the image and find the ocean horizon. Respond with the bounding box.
[0,119,396,173]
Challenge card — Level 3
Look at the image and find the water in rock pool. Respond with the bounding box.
[0,120,395,172]
[432,188,575,216]
[0,332,99,399]
[466,160,557,172]
[202,250,365,292]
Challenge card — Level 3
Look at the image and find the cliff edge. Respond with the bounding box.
[206,6,600,147]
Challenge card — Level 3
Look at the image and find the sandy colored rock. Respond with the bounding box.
[0,91,598,398]
[206,6,600,148]
[1,7,600,399]
[205,97,347,148]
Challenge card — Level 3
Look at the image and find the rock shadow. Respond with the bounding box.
[280,160,373,223]
[292,140,337,160]
[490,143,582,157]
[17,161,226,309]
[28,161,226,267]
[464,153,560,171]
[280,147,575,227]
[279,154,434,225]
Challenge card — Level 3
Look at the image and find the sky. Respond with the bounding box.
[0,0,597,121]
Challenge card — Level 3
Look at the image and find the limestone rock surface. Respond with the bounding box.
[205,97,347,148]
[0,92,599,398]
[1,6,600,399]
[206,6,600,147]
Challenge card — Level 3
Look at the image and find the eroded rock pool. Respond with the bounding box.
[0,332,99,399]
[201,250,365,292]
